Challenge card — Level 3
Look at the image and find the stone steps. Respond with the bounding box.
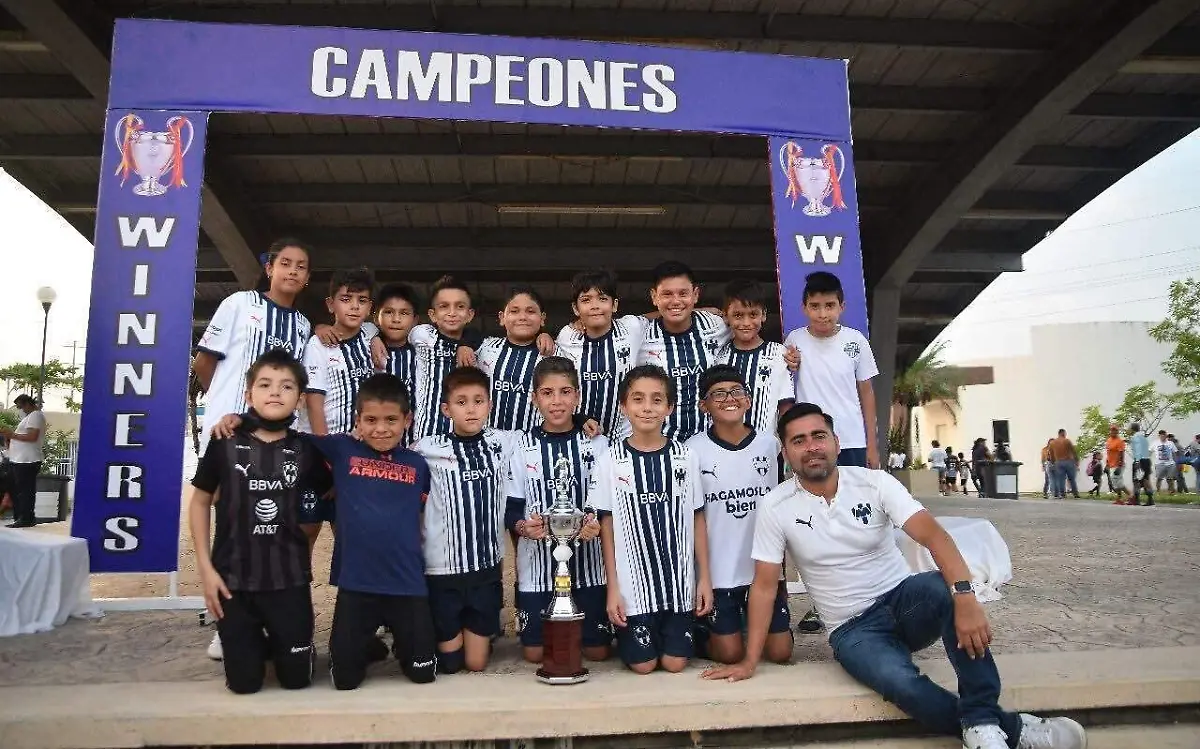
[794,725,1199,747]
[0,647,1197,748]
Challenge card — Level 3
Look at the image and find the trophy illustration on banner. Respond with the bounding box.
[535,456,590,685]
[779,141,847,217]
[113,113,195,197]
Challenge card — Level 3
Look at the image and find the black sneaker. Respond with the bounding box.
[796,607,824,634]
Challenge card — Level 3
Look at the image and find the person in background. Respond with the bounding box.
[1105,425,1129,504]
[1039,439,1054,499]
[958,452,971,495]
[944,447,959,494]
[928,440,947,496]
[1167,434,1187,493]
[971,438,991,497]
[0,394,45,529]
[1085,452,1104,497]
[1181,434,1200,494]
[1128,423,1153,507]
[1048,429,1079,500]
[1152,430,1177,497]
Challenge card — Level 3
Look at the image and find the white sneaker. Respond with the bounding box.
[207,632,223,661]
[1017,713,1087,749]
[962,724,1009,749]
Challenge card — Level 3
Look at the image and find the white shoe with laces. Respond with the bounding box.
[207,632,223,661]
[1017,713,1087,749]
[962,724,1009,749]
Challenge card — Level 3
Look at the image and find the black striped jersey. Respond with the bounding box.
[555,315,647,439]
[415,428,520,577]
[384,343,417,445]
[507,428,609,593]
[409,324,465,441]
[301,325,377,435]
[191,430,330,591]
[196,291,312,433]
[685,429,782,590]
[726,341,795,436]
[476,337,558,432]
[589,439,704,616]
[637,310,731,441]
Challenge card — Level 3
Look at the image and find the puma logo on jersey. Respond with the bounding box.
[795,516,814,528]
[234,464,250,476]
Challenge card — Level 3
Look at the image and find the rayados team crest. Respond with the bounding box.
[778,141,846,217]
[113,113,195,197]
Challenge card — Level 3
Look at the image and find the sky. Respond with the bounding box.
[1,127,1197,406]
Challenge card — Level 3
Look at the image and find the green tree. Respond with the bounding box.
[0,360,84,412]
[1149,278,1200,417]
[1077,381,1184,456]
[891,341,962,459]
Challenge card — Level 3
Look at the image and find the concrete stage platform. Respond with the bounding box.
[1,647,1197,748]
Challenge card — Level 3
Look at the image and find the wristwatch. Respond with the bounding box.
[951,580,973,596]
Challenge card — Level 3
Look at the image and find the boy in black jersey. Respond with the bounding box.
[189,348,331,694]
[376,283,420,444]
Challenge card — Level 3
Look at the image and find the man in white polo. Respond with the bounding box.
[0,394,47,528]
[704,402,1085,749]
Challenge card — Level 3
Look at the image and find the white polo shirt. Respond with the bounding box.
[752,466,925,634]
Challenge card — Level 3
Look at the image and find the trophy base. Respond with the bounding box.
[536,617,589,686]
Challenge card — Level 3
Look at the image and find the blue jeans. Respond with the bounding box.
[829,572,1022,745]
[1052,460,1078,497]
[838,447,868,467]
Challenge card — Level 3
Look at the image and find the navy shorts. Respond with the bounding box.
[298,492,335,525]
[515,586,611,648]
[706,582,791,636]
[428,579,502,642]
[616,611,694,665]
[837,447,868,468]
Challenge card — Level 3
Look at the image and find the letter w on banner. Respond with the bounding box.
[71,109,209,573]
[768,136,867,336]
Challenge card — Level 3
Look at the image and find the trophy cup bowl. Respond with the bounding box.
[129,131,176,197]
[536,458,590,685]
[796,157,833,217]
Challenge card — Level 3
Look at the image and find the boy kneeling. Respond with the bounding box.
[190,349,330,694]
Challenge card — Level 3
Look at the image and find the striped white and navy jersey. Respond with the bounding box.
[409,324,464,441]
[196,291,311,433]
[589,439,704,616]
[302,325,377,435]
[685,429,781,590]
[556,315,646,439]
[476,337,557,432]
[416,428,520,577]
[637,310,731,442]
[726,342,795,437]
[507,428,609,593]
[385,343,417,445]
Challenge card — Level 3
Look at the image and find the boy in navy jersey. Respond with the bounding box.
[591,365,713,674]
[376,283,420,444]
[506,357,611,664]
[722,280,795,437]
[189,349,331,694]
[556,269,646,440]
[413,366,520,674]
[638,262,730,442]
[686,365,793,665]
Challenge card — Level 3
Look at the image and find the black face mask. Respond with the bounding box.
[246,407,296,433]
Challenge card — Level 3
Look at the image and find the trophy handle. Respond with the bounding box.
[113,113,144,149]
[824,144,846,180]
[167,116,195,156]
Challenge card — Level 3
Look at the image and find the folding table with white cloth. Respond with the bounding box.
[893,516,1013,602]
[0,529,103,636]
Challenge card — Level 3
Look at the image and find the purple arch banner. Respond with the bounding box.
[72,19,865,573]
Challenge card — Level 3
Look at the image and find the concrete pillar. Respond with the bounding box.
[869,284,902,459]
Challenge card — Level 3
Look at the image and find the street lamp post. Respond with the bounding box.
[36,286,57,406]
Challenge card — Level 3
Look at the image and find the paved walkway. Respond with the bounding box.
[0,495,1196,686]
